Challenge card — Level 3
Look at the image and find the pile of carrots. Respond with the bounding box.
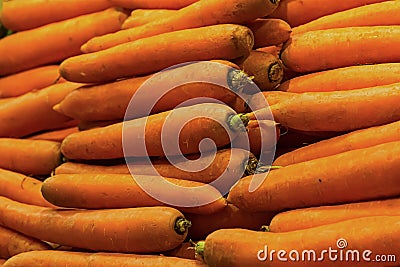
[0,0,399,266]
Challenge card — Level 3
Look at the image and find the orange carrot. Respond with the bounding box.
[228,141,400,213]
[61,24,254,83]
[0,66,63,98]
[0,8,128,76]
[278,63,400,93]
[26,127,79,142]
[274,120,400,166]
[0,196,190,253]
[54,162,130,175]
[0,168,56,208]
[164,242,196,260]
[268,0,387,27]
[256,45,281,58]
[0,0,114,31]
[81,0,278,53]
[0,139,61,175]
[0,82,81,138]
[281,26,400,73]
[269,198,400,232]
[248,91,298,108]
[109,0,198,9]
[3,251,207,267]
[0,226,51,259]
[0,259,4,266]
[292,1,400,35]
[246,19,291,48]
[122,9,177,29]
[77,120,121,131]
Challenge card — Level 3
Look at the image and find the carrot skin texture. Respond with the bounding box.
[0,197,188,253]
[122,9,177,29]
[109,0,198,9]
[26,127,79,142]
[256,45,281,58]
[246,19,291,48]
[228,141,400,212]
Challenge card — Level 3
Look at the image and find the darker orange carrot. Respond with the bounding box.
[256,45,281,58]
[109,0,198,9]
[122,9,176,29]
[246,19,291,48]
[26,127,79,142]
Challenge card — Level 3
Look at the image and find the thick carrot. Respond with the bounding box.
[122,9,177,29]
[274,120,400,166]
[61,103,248,160]
[197,216,400,267]
[292,1,400,35]
[228,141,400,212]
[109,0,198,9]
[0,82,81,138]
[278,63,400,93]
[281,26,400,73]
[0,66,63,98]
[269,198,400,233]
[0,196,190,253]
[77,120,120,131]
[3,251,207,267]
[0,226,51,259]
[268,0,387,27]
[61,24,254,83]
[0,8,128,76]
[0,0,114,31]
[246,19,291,48]
[26,127,79,142]
[256,45,281,58]
[0,168,55,208]
[185,204,275,240]
[248,91,298,108]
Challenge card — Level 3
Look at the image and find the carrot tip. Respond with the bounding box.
[229,113,249,132]
[174,218,191,235]
[194,241,205,258]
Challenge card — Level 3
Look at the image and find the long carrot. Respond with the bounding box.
[0,196,190,253]
[26,127,79,142]
[269,198,400,233]
[228,141,400,212]
[268,0,387,27]
[0,82,81,138]
[246,19,291,48]
[0,168,56,208]
[274,120,400,166]
[278,63,400,93]
[0,226,51,259]
[0,0,114,31]
[61,24,254,83]
[247,91,298,108]
[109,0,199,9]
[196,216,400,267]
[77,120,121,131]
[122,9,177,29]
[3,251,207,267]
[281,26,400,73]
[292,1,400,35]
[0,66,63,98]
[0,8,128,76]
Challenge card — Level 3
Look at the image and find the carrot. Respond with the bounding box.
[0,168,56,208]
[185,204,275,240]
[248,83,400,132]
[164,242,196,260]
[256,45,281,58]
[0,226,51,259]
[292,1,400,35]
[274,120,400,166]
[3,251,207,267]
[0,82,81,138]
[269,198,400,233]
[246,19,291,48]
[122,9,177,29]
[61,103,249,160]
[81,0,279,53]
[0,259,4,266]
[61,24,254,83]
[77,120,121,131]
[227,141,400,213]
[0,0,114,31]
[0,138,61,176]
[268,0,387,27]
[109,0,199,9]
[54,162,130,175]
[276,128,342,148]
[281,26,400,73]
[0,196,191,253]
[0,66,63,98]
[196,216,400,267]
[0,8,128,76]
[248,91,298,108]
[26,127,79,142]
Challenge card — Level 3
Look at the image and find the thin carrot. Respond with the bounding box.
[0,196,191,253]
[268,0,387,27]
[256,45,281,58]
[292,1,400,35]
[81,0,279,53]
[246,19,291,48]
[109,0,198,9]
[248,91,298,108]
[122,9,176,29]
[196,216,400,267]
[281,26,400,73]
[0,0,114,31]
[0,8,128,76]
[0,82,81,138]
[77,120,120,131]
[164,242,196,260]
[3,251,207,267]
[0,168,56,208]
[227,141,400,212]
[0,66,63,98]
[26,127,79,142]
[54,162,129,175]
[269,198,400,232]
[278,63,400,93]
[0,226,51,259]
[274,120,400,166]
[275,128,341,148]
